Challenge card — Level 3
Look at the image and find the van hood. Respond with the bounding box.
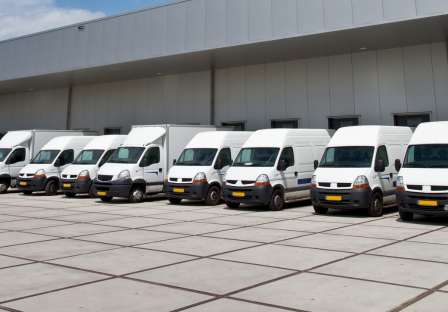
[97,163,136,178]
[314,167,371,184]
[62,164,97,178]
[225,166,274,181]
[400,168,448,187]
[168,166,211,180]
[20,164,54,175]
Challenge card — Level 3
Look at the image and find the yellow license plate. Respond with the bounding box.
[63,183,72,188]
[173,188,185,193]
[19,181,27,186]
[232,192,246,198]
[97,191,107,197]
[326,195,342,201]
[418,200,438,207]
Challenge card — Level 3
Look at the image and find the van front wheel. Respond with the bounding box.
[314,205,328,215]
[129,186,144,203]
[269,189,285,211]
[205,185,221,206]
[0,183,9,194]
[368,192,383,217]
[45,180,58,196]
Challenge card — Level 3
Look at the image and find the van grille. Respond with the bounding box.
[182,178,192,183]
[337,183,352,188]
[169,178,178,182]
[431,185,448,191]
[97,175,113,182]
[226,180,237,185]
[319,183,331,187]
[407,185,423,191]
[242,180,255,185]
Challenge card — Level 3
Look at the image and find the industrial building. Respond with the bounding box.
[1,0,448,134]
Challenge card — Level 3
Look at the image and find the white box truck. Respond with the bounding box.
[94,124,217,203]
[61,135,127,197]
[18,136,97,195]
[223,129,331,211]
[311,126,412,217]
[0,130,94,193]
[165,131,252,205]
[396,121,448,221]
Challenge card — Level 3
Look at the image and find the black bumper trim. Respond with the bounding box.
[397,191,448,216]
[93,179,133,198]
[17,177,48,192]
[223,185,273,205]
[311,187,372,209]
[61,179,92,194]
[165,182,209,200]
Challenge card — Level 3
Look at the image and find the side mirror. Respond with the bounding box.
[173,159,177,165]
[314,160,319,170]
[395,159,402,172]
[375,159,386,173]
[214,159,223,170]
[54,158,62,167]
[277,159,287,171]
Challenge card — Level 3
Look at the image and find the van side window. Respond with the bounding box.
[7,148,26,164]
[376,146,389,167]
[279,147,295,167]
[140,147,160,167]
[99,149,115,167]
[216,148,232,168]
[58,150,74,166]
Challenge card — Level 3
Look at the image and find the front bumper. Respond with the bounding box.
[93,179,132,198]
[165,182,208,200]
[17,177,47,192]
[61,179,92,194]
[397,191,448,216]
[223,185,272,205]
[311,187,372,209]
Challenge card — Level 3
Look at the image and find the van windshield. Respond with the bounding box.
[176,148,217,166]
[0,149,11,162]
[404,145,448,168]
[73,150,105,165]
[31,150,60,164]
[233,148,280,167]
[320,146,374,168]
[107,147,144,164]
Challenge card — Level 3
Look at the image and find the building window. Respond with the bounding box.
[222,122,246,131]
[104,127,121,135]
[328,117,359,130]
[271,119,299,129]
[394,113,430,128]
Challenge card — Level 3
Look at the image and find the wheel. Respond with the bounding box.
[368,192,383,217]
[88,185,96,198]
[0,182,9,194]
[65,192,76,198]
[269,188,285,211]
[314,205,328,215]
[168,197,182,205]
[129,186,144,203]
[399,210,414,221]
[100,196,113,202]
[45,180,58,196]
[205,185,221,206]
[22,191,32,195]
[225,201,240,209]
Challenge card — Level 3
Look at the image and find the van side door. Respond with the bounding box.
[141,146,163,193]
[375,145,394,202]
[6,147,27,180]
[214,148,233,184]
[278,147,298,199]
[55,150,74,177]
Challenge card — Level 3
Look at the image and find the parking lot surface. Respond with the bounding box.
[0,193,447,312]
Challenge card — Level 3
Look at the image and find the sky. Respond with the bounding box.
[0,0,169,41]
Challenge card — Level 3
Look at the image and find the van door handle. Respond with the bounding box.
[294,172,298,177]
[159,168,162,173]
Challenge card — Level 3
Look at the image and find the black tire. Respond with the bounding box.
[368,192,383,217]
[168,197,182,205]
[100,196,113,202]
[89,185,96,198]
[399,210,414,221]
[205,185,221,206]
[269,188,285,211]
[22,191,32,195]
[0,182,9,194]
[129,186,145,203]
[45,180,58,196]
[314,205,328,215]
[65,192,76,198]
[225,201,240,209]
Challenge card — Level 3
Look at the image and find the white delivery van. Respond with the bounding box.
[223,129,331,211]
[94,125,217,203]
[0,130,94,193]
[60,135,127,197]
[396,121,448,221]
[165,131,252,205]
[311,126,412,217]
[17,136,96,195]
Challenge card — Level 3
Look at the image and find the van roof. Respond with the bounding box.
[410,121,448,145]
[186,131,252,149]
[42,136,96,150]
[243,129,331,148]
[328,126,412,147]
[83,135,127,150]
[0,131,32,148]
[124,126,166,147]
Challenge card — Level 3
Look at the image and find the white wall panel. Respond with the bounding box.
[352,0,383,26]
[382,0,417,20]
[416,0,448,16]
[430,42,448,120]
[245,65,267,129]
[249,0,272,41]
[226,0,249,45]
[226,67,246,122]
[329,54,355,116]
[266,63,286,120]
[205,0,227,48]
[271,0,298,38]
[324,0,353,30]
[298,0,325,34]
[307,57,331,128]
[166,3,187,53]
[285,60,308,126]
[148,6,168,56]
[185,0,206,51]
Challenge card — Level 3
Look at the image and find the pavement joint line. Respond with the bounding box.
[364,252,448,266]
[0,304,23,312]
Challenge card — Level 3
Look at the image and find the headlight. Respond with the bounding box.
[311,175,317,188]
[353,175,369,189]
[77,170,90,181]
[193,172,207,184]
[396,176,404,187]
[117,170,130,181]
[35,169,46,178]
[255,174,270,187]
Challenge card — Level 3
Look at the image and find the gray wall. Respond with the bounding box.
[1,0,448,82]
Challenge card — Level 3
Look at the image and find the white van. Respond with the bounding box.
[312,126,412,217]
[165,131,252,205]
[396,122,448,220]
[223,129,331,211]
[18,136,96,195]
[60,135,127,197]
[0,130,93,193]
[94,125,216,203]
